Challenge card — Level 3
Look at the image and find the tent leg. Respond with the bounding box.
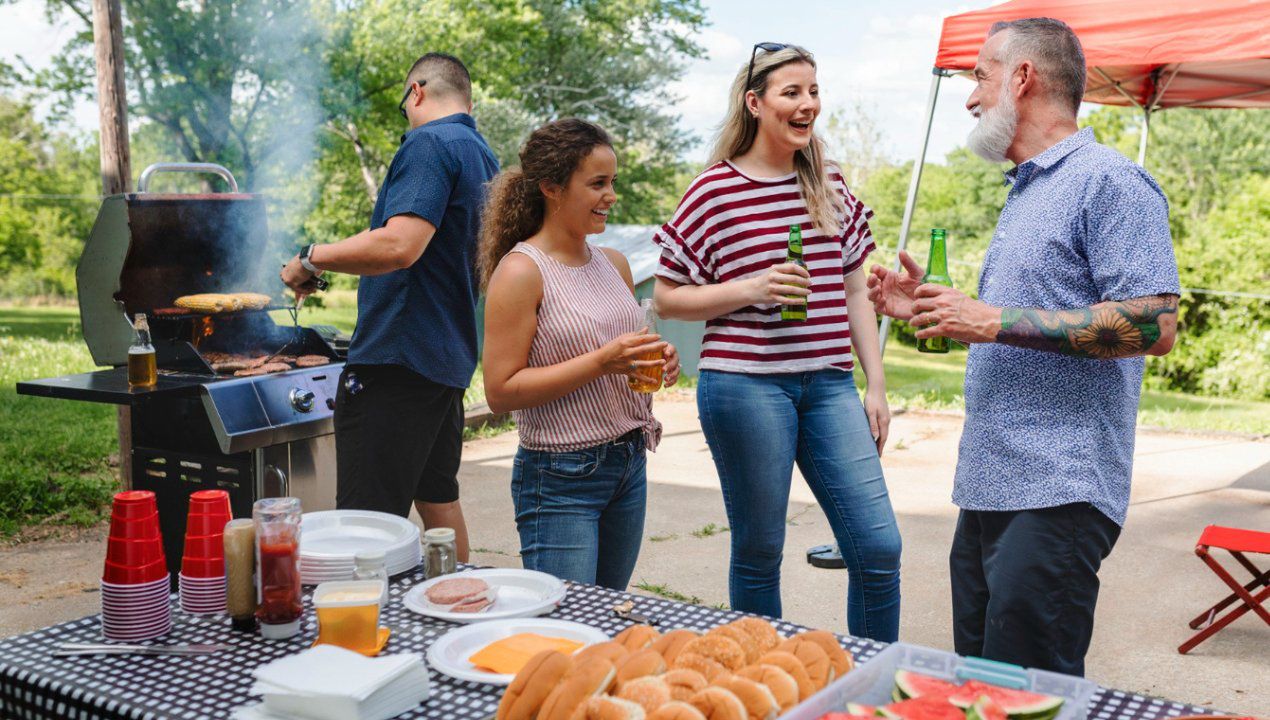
[879,69,945,356]
[1137,107,1151,167]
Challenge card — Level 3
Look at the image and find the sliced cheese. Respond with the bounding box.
[468,633,584,675]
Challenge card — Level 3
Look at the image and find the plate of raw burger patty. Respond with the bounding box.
[402,568,567,624]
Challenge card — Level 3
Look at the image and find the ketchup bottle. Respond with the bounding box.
[253,497,302,639]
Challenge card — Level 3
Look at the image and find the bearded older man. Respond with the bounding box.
[868,18,1179,676]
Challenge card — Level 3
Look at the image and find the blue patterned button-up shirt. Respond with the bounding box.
[953,128,1180,526]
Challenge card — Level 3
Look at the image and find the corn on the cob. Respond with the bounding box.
[174,294,231,312]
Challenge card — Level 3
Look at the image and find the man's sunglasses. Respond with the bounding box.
[398,80,427,119]
[744,42,790,96]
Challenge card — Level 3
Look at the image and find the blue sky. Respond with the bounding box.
[0,0,994,167]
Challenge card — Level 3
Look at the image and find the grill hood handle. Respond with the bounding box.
[138,163,239,194]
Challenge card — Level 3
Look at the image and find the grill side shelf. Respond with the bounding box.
[15,368,210,405]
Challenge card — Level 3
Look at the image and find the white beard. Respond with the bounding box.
[967,86,1018,163]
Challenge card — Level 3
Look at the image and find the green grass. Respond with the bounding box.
[634,580,703,606]
[0,305,1265,535]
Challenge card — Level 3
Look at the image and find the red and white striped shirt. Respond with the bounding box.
[510,242,662,452]
[653,160,876,374]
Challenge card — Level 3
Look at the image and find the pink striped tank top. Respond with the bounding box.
[510,241,662,452]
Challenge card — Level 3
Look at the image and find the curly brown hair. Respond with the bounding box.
[477,118,613,289]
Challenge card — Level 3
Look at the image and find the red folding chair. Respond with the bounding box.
[1178,524,1270,654]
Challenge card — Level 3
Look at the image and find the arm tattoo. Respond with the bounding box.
[997,295,1177,359]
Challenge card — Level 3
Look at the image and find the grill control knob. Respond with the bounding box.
[289,388,315,413]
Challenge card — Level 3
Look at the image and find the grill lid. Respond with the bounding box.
[78,163,285,367]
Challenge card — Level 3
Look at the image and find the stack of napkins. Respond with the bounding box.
[233,645,429,720]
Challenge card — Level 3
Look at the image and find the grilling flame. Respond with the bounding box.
[193,316,214,348]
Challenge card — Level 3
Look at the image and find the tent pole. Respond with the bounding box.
[880,69,946,356]
[1137,107,1151,167]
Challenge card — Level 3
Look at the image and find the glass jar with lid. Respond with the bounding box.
[423,528,457,579]
[352,549,390,607]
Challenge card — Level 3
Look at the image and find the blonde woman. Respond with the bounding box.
[653,44,900,640]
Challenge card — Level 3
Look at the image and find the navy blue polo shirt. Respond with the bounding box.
[347,113,499,389]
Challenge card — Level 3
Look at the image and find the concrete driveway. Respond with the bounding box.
[3,396,1267,714]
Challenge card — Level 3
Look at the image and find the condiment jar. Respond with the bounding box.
[423,528,458,579]
[352,550,390,607]
[223,519,257,632]
[253,497,303,639]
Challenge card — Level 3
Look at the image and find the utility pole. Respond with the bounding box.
[92,0,133,488]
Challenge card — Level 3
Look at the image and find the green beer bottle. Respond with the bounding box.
[780,224,807,322]
[916,228,952,353]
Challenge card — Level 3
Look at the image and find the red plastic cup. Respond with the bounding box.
[105,537,166,566]
[111,491,158,519]
[103,558,168,585]
[108,514,161,540]
[184,513,230,537]
[182,534,225,560]
[181,556,226,579]
[188,490,231,516]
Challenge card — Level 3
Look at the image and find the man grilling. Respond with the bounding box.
[868,18,1179,675]
[282,53,498,562]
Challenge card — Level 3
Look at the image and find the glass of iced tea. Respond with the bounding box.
[628,298,664,394]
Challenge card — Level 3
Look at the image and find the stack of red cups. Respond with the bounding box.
[101,490,171,641]
[178,489,231,614]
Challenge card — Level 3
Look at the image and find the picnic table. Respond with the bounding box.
[0,565,1221,720]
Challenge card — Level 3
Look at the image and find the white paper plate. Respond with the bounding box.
[402,569,566,624]
[300,510,419,558]
[425,618,606,686]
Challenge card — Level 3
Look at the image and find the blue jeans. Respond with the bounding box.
[511,430,647,590]
[698,369,902,641]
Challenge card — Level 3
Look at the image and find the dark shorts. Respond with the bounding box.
[949,503,1121,677]
[334,364,465,515]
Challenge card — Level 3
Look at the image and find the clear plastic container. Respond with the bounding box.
[353,549,389,607]
[423,528,457,579]
[313,580,383,656]
[253,497,302,639]
[782,642,1096,720]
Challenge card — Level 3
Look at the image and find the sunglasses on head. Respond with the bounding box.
[398,79,427,120]
[744,42,791,96]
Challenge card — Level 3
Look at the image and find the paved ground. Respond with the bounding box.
[2,397,1267,714]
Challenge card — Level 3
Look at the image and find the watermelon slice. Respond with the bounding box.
[893,670,961,701]
[966,696,1008,720]
[949,681,1064,720]
[879,696,968,720]
[846,704,881,716]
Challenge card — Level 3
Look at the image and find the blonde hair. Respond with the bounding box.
[709,45,843,237]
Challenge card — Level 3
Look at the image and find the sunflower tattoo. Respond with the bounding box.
[999,295,1176,359]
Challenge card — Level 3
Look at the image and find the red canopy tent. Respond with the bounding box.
[878,0,1270,353]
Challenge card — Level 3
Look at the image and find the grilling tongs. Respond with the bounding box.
[260,275,329,365]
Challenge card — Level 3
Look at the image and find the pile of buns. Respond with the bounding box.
[496,619,854,720]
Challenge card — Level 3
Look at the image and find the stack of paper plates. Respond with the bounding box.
[299,511,421,585]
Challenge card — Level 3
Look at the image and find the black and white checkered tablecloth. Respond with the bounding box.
[0,565,1221,720]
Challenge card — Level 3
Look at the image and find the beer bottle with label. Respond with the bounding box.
[916,228,952,353]
[780,224,808,322]
[127,313,157,387]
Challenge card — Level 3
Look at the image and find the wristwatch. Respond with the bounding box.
[298,244,319,274]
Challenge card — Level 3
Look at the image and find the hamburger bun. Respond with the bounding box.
[614,624,661,652]
[497,650,573,720]
[575,641,631,666]
[539,658,617,720]
[648,702,708,720]
[714,676,779,720]
[794,630,854,677]
[617,676,671,714]
[707,625,760,665]
[680,635,745,671]
[568,696,646,720]
[687,686,747,720]
[773,638,833,690]
[663,668,709,702]
[651,628,699,665]
[671,652,731,683]
[727,618,780,655]
[734,664,798,713]
[616,648,668,687]
[755,651,815,701]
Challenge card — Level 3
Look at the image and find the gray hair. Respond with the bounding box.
[988,18,1086,114]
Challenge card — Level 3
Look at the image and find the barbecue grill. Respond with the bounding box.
[18,163,343,582]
